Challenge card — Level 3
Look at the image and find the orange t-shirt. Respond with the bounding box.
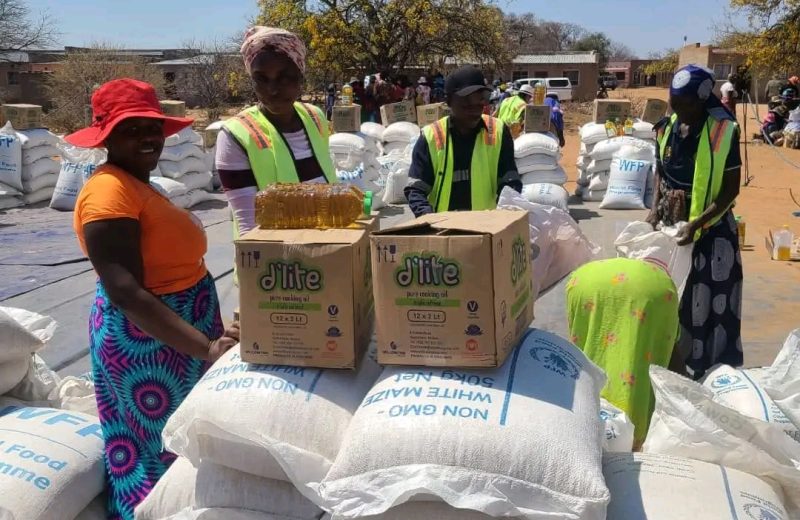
[74,165,208,295]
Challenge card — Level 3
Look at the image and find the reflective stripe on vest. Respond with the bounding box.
[658,113,737,241]
[424,115,504,212]
[223,102,337,189]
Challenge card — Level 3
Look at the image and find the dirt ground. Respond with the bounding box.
[562,87,800,361]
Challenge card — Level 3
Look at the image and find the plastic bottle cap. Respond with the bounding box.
[735,216,741,222]
[363,191,373,216]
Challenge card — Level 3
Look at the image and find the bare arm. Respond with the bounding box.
[646,169,662,228]
[83,218,216,360]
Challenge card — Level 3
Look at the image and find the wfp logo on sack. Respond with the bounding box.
[529,345,580,380]
[743,504,780,520]
[709,373,742,389]
[617,159,648,173]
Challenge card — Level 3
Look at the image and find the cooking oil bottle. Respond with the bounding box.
[341,84,353,106]
[623,116,634,136]
[605,119,617,138]
[533,83,546,105]
[256,183,372,229]
[773,225,794,261]
[735,216,746,248]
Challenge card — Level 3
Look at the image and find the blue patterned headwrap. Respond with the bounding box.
[670,64,734,121]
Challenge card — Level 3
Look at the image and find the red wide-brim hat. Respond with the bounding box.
[65,78,194,148]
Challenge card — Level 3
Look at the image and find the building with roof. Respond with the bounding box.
[504,51,599,100]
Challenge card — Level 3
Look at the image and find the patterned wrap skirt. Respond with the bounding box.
[89,272,222,520]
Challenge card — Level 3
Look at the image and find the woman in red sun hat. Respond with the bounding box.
[67,78,239,520]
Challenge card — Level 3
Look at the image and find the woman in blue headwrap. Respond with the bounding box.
[646,64,743,380]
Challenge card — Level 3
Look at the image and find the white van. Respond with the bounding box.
[513,77,574,102]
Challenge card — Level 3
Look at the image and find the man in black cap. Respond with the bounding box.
[404,65,520,217]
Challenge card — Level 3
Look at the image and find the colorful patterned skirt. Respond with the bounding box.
[89,273,222,520]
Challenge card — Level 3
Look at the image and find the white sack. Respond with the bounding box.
[382,122,420,143]
[0,399,105,520]
[498,187,599,299]
[588,171,609,192]
[604,453,789,520]
[49,145,106,211]
[644,166,655,209]
[520,183,569,211]
[581,189,605,202]
[520,166,567,186]
[22,172,57,193]
[0,306,57,363]
[52,376,98,417]
[633,121,656,140]
[330,133,367,155]
[170,194,191,209]
[17,128,59,149]
[586,159,612,174]
[0,195,22,209]
[186,189,218,208]
[74,495,108,520]
[383,169,409,205]
[0,122,23,191]
[599,156,650,209]
[614,221,693,297]
[160,157,207,179]
[764,329,800,441]
[317,329,609,519]
[0,182,20,196]
[576,167,590,186]
[22,144,60,165]
[0,357,31,395]
[590,136,653,161]
[381,141,411,156]
[179,171,213,192]
[21,157,60,181]
[516,154,559,174]
[150,177,188,199]
[161,143,206,163]
[360,122,385,142]
[163,508,297,520]
[165,127,204,148]
[162,344,382,494]
[600,399,634,453]
[324,502,523,519]
[703,364,800,441]
[643,366,800,514]
[514,133,560,158]
[5,354,61,403]
[579,123,610,145]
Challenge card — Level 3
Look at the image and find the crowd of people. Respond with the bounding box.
[66,24,750,519]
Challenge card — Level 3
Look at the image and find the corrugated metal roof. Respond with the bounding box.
[0,52,30,63]
[513,52,598,65]
[152,55,214,66]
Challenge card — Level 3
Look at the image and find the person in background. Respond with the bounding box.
[720,73,738,118]
[362,75,378,122]
[67,78,239,519]
[405,65,521,216]
[784,76,799,99]
[325,83,336,120]
[762,102,789,145]
[495,84,534,135]
[375,73,394,108]
[432,72,446,103]
[544,92,566,147]
[489,79,502,110]
[567,257,682,449]
[217,26,337,242]
[416,76,431,106]
[765,74,785,101]
[350,77,365,106]
[647,65,742,381]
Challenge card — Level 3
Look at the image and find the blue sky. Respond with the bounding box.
[28,0,738,57]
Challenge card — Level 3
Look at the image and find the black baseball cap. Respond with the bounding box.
[445,66,492,97]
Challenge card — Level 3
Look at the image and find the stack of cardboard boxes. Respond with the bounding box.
[235,210,534,369]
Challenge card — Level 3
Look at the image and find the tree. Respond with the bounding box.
[642,48,679,76]
[608,41,636,61]
[45,46,166,134]
[572,31,612,68]
[718,0,800,74]
[256,0,509,81]
[0,0,57,54]
[503,14,586,54]
[540,21,586,51]
[178,40,253,122]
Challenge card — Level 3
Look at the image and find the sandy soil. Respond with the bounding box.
[563,87,800,359]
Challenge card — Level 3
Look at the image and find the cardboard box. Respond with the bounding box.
[641,99,668,124]
[204,127,221,149]
[235,221,375,368]
[1,104,44,130]
[380,100,417,126]
[523,105,551,133]
[416,103,449,127]
[160,100,186,117]
[371,210,534,367]
[593,99,632,124]
[331,104,362,133]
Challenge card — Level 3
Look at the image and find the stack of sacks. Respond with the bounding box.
[150,176,190,208]
[599,139,656,210]
[159,127,214,208]
[643,364,800,515]
[379,154,411,206]
[330,132,386,209]
[514,133,569,209]
[0,122,23,209]
[150,344,382,519]
[314,329,610,520]
[18,127,62,205]
[579,136,651,204]
[382,122,419,157]
[576,123,609,197]
[360,122,385,156]
[0,307,106,519]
